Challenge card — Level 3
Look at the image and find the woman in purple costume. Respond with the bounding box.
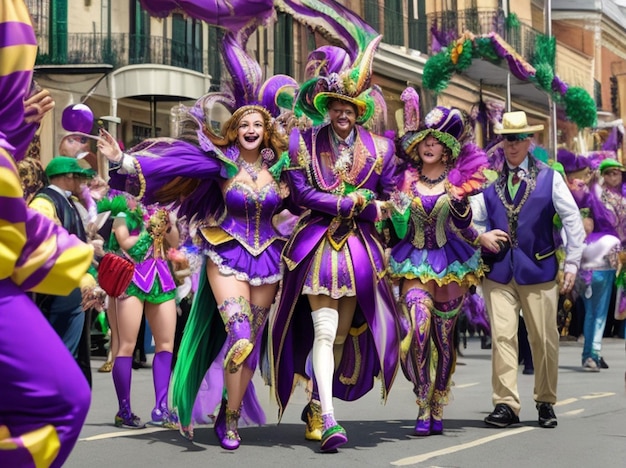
[99,25,297,448]
[388,89,488,436]
[1,2,92,465]
[271,38,401,452]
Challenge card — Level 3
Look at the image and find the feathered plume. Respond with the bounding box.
[275,0,378,63]
[447,142,489,198]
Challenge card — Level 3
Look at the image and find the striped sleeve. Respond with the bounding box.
[0,0,39,160]
[0,149,93,294]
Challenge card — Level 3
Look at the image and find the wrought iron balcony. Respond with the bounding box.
[35,32,205,74]
[427,8,540,61]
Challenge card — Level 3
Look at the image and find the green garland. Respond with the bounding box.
[422,32,598,130]
[474,37,501,63]
[422,51,454,94]
[564,86,598,129]
[505,13,521,30]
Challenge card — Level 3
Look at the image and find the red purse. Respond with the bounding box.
[98,253,135,297]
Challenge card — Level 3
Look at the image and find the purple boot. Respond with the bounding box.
[414,405,431,436]
[149,351,177,428]
[112,356,144,429]
[431,403,443,435]
[214,399,241,450]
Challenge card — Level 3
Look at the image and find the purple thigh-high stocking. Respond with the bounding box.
[152,351,173,414]
[112,356,133,412]
[0,279,91,468]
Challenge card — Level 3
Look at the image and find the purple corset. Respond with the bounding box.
[219,181,284,255]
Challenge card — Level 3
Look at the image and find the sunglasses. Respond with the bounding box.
[504,133,530,142]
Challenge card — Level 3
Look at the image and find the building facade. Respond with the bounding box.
[28,0,621,167]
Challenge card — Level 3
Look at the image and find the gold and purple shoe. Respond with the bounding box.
[114,408,145,430]
[320,414,347,452]
[301,401,322,441]
[148,406,179,430]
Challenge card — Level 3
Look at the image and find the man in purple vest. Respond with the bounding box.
[474,111,585,429]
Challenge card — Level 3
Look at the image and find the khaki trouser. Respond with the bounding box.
[482,278,559,414]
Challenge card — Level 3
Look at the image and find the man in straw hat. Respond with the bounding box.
[473,111,585,429]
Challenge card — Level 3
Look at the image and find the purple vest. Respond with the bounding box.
[484,166,557,285]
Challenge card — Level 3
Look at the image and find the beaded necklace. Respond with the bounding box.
[494,159,538,247]
[237,155,263,181]
[419,170,448,188]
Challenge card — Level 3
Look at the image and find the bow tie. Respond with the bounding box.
[511,167,525,185]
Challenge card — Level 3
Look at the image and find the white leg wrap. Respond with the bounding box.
[311,307,339,416]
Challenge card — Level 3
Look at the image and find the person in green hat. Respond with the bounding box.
[29,156,96,385]
[596,158,626,329]
[597,158,626,247]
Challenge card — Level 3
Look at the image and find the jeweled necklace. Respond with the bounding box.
[419,170,447,188]
[238,155,263,181]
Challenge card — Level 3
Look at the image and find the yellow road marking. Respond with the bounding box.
[391,426,535,466]
[562,409,584,416]
[554,398,578,406]
[581,392,615,400]
[455,382,479,389]
[80,427,167,441]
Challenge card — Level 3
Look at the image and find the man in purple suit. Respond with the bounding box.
[474,111,585,429]
[271,39,401,452]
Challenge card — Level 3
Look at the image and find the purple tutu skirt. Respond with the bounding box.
[389,236,483,286]
[205,239,284,286]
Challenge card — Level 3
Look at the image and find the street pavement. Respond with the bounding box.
[65,336,626,467]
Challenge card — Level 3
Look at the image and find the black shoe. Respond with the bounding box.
[599,357,609,369]
[523,367,534,375]
[484,404,520,428]
[536,402,557,428]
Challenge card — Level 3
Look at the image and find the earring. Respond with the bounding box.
[261,148,275,166]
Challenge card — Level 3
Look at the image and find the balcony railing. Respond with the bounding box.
[427,8,540,62]
[35,32,205,74]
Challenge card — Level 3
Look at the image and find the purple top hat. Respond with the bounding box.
[400,106,464,159]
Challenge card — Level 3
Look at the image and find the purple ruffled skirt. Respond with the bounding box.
[205,239,284,286]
